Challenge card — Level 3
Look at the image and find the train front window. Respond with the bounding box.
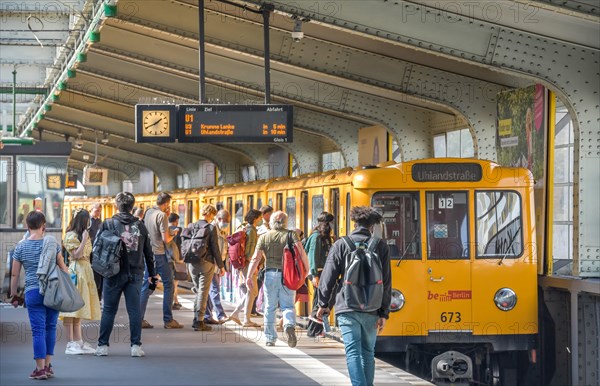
[372,192,421,260]
[426,191,469,260]
[476,191,523,259]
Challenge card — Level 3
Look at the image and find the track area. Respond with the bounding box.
[1,291,431,386]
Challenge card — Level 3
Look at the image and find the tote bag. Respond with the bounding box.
[43,267,85,312]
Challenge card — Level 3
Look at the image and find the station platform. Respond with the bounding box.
[1,290,431,386]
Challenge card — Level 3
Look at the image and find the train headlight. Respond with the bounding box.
[494,288,517,311]
[390,289,405,312]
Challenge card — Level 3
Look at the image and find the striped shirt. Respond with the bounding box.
[12,239,60,293]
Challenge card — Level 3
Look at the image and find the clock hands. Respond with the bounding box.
[145,118,163,130]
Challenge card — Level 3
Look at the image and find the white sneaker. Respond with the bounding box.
[78,340,96,354]
[65,341,85,355]
[95,345,108,356]
[131,345,145,357]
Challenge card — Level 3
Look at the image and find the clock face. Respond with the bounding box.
[142,110,170,136]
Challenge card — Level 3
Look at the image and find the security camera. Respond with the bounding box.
[291,30,304,42]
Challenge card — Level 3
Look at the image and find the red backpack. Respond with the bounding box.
[282,231,307,290]
[227,229,247,270]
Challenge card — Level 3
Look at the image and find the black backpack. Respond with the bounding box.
[341,237,384,312]
[92,220,127,278]
[180,222,211,264]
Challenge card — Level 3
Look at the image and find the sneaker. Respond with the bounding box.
[65,341,85,355]
[78,340,97,354]
[193,321,212,331]
[242,321,261,328]
[266,341,276,347]
[131,345,145,357]
[95,345,108,356]
[172,303,182,310]
[141,320,154,329]
[44,364,54,378]
[285,326,297,348]
[164,319,183,329]
[29,368,47,380]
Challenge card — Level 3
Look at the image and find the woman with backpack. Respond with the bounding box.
[229,209,262,328]
[305,212,335,336]
[61,208,101,355]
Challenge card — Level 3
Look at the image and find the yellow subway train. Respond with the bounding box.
[64,158,539,385]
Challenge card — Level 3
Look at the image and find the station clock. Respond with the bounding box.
[135,105,177,143]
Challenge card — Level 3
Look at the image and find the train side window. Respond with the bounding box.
[426,191,469,260]
[312,195,324,229]
[301,191,308,236]
[247,195,254,210]
[286,197,296,229]
[276,193,283,211]
[475,191,523,259]
[268,198,273,207]
[177,203,186,227]
[216,202,223,211]
[330,188,340,239]
[187,200,194,226]
[234,200,244,230]
[257,198,262,209]
[372,192,421,260]
[346,192,351,235]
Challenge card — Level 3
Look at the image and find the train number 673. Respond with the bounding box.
[440,312,462,323]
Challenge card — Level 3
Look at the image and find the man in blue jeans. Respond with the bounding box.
[317,206,391,386]
[140,192,183,329]
[95,192,158,357]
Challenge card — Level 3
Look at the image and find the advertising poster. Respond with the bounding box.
[358,125,388,167]
[496,84,548,266]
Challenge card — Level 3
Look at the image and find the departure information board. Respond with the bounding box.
[177,104,293,143]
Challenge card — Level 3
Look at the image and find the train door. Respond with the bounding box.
[330,188,340,239]
[425,191,472,332]
[301,191,308,236]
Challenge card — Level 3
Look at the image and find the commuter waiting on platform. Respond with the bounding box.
[61,208,101,355]
[305,212,335,336]
[9,211,69,380]
[317,206,392,386]
[95,192,157,358]
[140,192,183,329]
[204,209,231,324]
[229,209,262,328]
[167,213,183,310]
[257,205,273,236]
[186,204,225,331]
[246,211,308,347]
[88,203,104,301]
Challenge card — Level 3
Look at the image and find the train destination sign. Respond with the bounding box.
[412,163,483,182]
[178,105,293,143]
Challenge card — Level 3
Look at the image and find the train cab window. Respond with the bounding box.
[187,200,194,225]
[475,191,523,259]
[426,191,469,259]
[312,195,324,229]
[286,197,296,229]
[276,193,283,211]
[372,192,421,260]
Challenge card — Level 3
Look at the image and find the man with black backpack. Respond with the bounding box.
[181,204,225,332]
[316,206,391,386]
[94,192,158,358]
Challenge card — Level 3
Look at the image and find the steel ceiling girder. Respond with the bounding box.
[100,12,504,159]
[243,1,599,275]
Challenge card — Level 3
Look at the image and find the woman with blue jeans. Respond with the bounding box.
[9,211,69,380]
[245,211,308,347]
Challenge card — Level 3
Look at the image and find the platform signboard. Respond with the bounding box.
[177,104,293,143]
